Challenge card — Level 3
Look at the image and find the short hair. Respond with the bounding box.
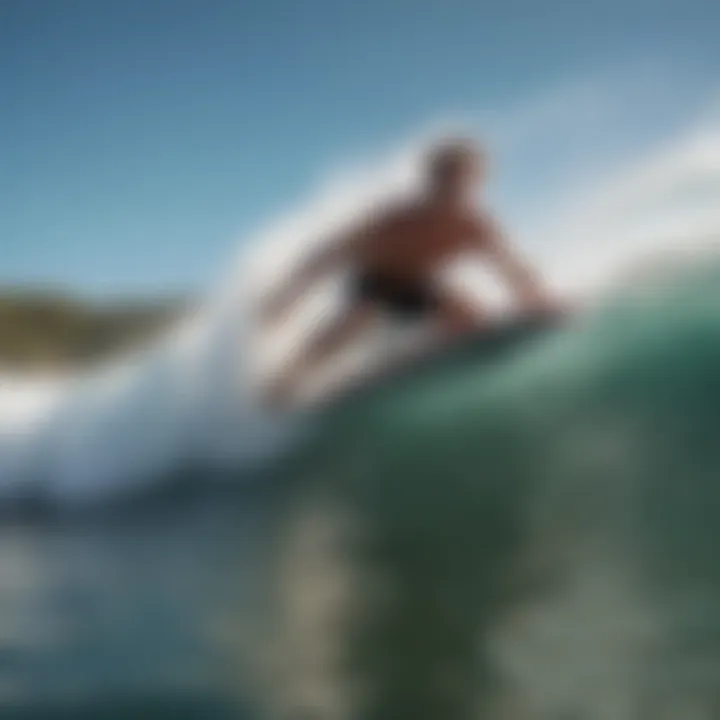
[426,138,484,180]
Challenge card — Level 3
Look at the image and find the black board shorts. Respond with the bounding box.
[352,270,441,319]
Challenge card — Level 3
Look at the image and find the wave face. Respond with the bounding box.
[264,261,720,719]
[2,256,720,718]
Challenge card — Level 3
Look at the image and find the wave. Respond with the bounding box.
[2,260,720,717]
[264,258,720,718]
[1,123,719,508]
[0,280,298,507]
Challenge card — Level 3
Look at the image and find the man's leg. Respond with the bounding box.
[267,303,378,406]
[349,289,489,377]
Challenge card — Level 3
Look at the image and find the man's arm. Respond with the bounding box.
[258,223,364,324]
[472,215,555,313]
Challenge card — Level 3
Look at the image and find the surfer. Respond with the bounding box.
[260,138,558,405]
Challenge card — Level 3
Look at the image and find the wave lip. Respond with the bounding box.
[0,294,300,507]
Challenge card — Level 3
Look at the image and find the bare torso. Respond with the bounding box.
[355,201,487,281]
[263,184,556,406]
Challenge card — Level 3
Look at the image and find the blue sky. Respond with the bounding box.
[1,0,718,295]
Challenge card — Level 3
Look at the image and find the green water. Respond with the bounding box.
[272,266,720,719]
[3,264,720,719]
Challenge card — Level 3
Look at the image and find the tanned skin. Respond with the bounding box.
[260,139,558,406]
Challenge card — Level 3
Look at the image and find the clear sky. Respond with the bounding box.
[2,0,718,295]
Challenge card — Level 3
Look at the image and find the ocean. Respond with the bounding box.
[2,260,720,718]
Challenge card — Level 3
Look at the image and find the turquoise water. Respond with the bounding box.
[3,264,720,718]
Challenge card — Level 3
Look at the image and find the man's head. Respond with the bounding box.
[426,138,485,205]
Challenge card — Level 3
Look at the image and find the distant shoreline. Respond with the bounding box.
[0,288,190,372]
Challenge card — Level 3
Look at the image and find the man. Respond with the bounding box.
[260,138,557,405]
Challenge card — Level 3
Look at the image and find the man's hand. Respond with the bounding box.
[522,293,573,324]
[519,288,560,314]
[474,215,563,319]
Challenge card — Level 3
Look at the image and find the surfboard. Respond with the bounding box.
[312,310,566,412]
